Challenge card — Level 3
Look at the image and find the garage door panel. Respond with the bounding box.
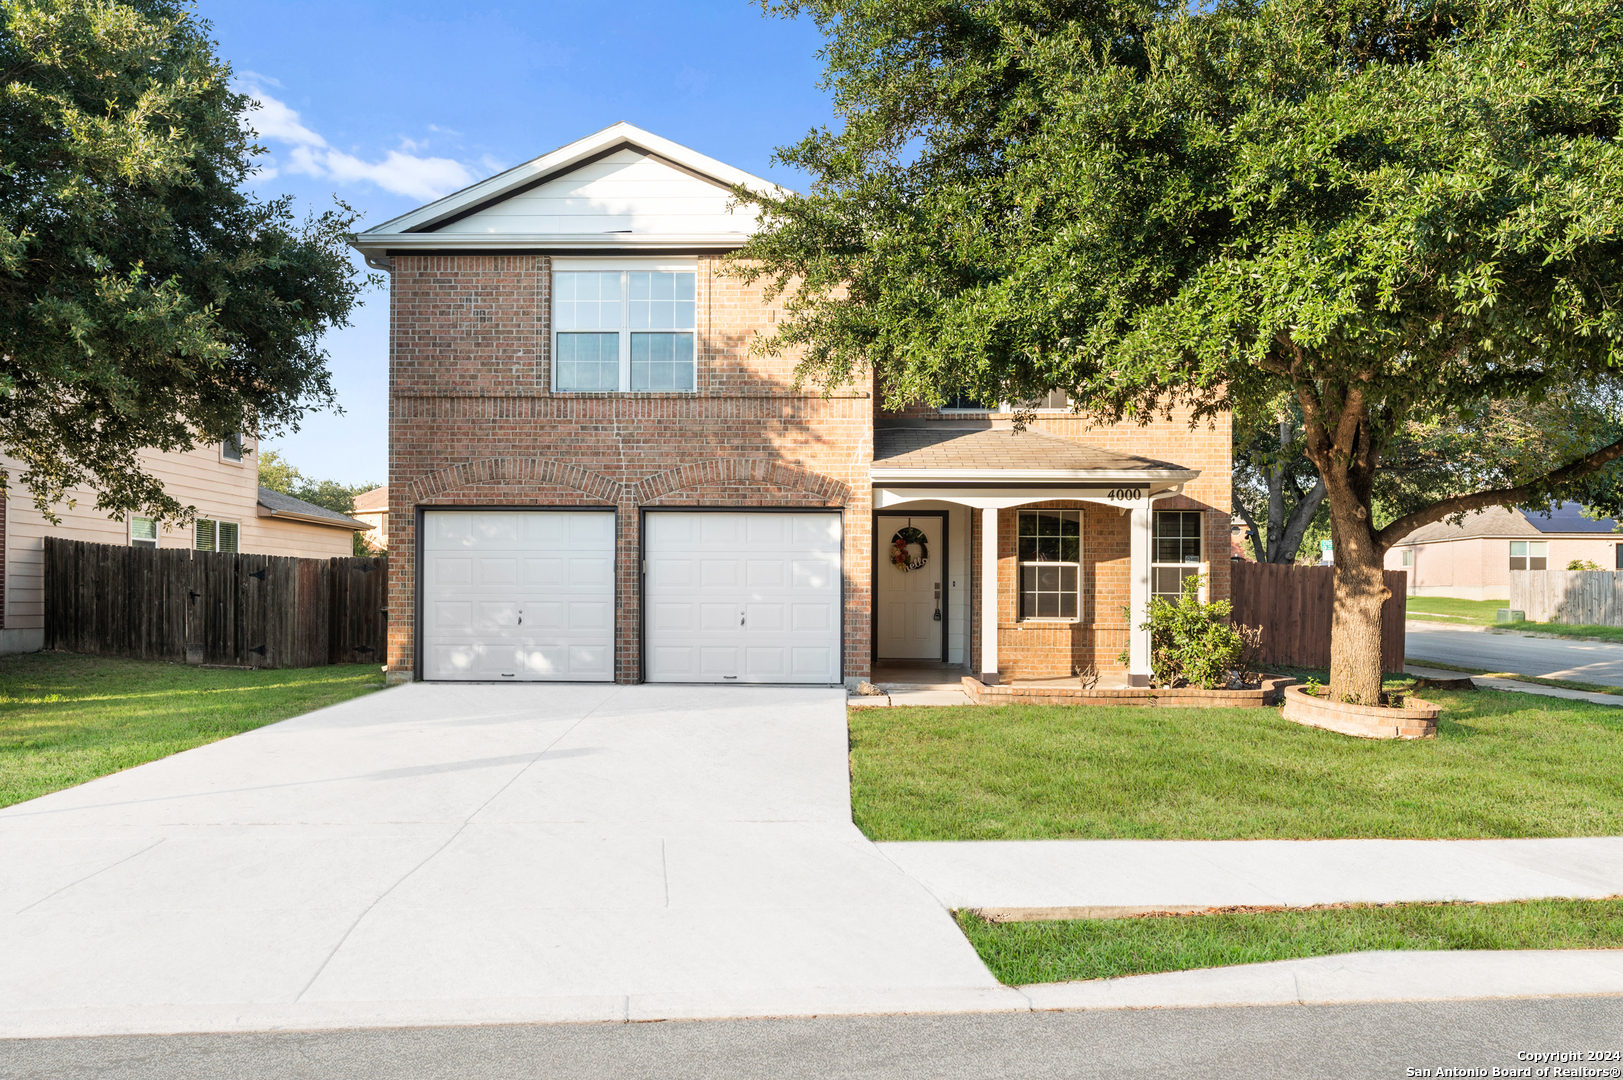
[700,560,738,587]
[649,559,692,588]
[792,559,836,590]
[745,560,784,587]
[701,516,741,544]
[568,557,612,586]
[644,511,841,684]
[791,604,830,631]
[746,516,786,543]
[745,647,785,675]
[523,558,565,586]
[568,601,610,630]
[422,510,615,682]
[431,557,472,586]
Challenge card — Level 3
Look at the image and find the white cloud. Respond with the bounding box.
[238,79,477,201]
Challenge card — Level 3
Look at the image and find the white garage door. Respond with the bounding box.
[644,511,842,684]
[421,510,615,681]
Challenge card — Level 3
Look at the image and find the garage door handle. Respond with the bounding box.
[739,614,745,626]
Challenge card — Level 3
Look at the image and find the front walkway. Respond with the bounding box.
[0,684,1011,1038]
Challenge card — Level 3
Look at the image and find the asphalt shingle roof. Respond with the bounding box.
[256,486,369,530]
[1396,501,1622,544]
[873,423,1190,473]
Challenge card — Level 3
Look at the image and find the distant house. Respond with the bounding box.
[1384,502,1623,600]
[351,486,388,550]
[1,437,370,653]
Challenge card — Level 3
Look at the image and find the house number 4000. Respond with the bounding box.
[1106,487,1144,500]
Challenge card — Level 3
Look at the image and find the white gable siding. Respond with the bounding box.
[435,150,753,237]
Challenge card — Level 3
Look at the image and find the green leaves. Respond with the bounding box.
[0,0,370,522]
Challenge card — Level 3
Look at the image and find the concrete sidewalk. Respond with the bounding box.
[1407,663,1623,707]
[1019,950,1623,1011]
[879,838,1623,913]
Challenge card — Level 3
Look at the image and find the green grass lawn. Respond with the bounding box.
[0,652,386,808]
[956,899,1623,984]
[1404,596,1508,626]
[848,691,1623,840]
[1498,620,1623,643]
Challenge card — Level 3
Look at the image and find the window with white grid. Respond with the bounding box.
[1152,511,1204,601]
[553,265,696,392]
[1018,510,1082,620]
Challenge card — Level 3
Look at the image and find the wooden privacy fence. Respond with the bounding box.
[1229,562,1407,672]
[44,537,387,668]
[1510,570,1623,625]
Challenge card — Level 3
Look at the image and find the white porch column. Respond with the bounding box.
[980,505,1000,684]
[1129,501,1152,686]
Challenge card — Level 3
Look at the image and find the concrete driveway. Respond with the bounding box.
[1407,622,1623,686]
[0,684,1010,1038]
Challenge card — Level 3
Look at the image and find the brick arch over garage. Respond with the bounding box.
[409,458,620,504]
[635,459,850,506]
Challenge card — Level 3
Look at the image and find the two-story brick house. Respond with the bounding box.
[352,123,1230,688]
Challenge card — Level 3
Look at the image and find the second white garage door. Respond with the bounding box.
[644,511,842,684]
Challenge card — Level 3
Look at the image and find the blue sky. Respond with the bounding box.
[212,0,834,486]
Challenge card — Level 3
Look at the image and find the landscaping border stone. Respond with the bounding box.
[1281,683,1439,739]
[960,676,1291,708]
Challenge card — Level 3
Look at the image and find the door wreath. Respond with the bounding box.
[889,526,929,572]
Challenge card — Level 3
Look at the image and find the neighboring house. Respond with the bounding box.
[350,122,1231,688]
[0,437,370,653]
[1384,502,1623,600]
[352,486,388,549]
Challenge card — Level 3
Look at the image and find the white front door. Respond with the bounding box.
[644,511,842,683]
[877,514,944,660]
[420,509,616,681]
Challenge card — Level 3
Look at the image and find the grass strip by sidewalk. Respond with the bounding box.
[848,691,1623,840]
[955,898,1623,985]
[1497,620,1623,644]
[0,652,386,808]
[1404,657,1623,697]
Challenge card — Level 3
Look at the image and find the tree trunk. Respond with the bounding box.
[1326,499,1387,704]
[1291,359,1387,704]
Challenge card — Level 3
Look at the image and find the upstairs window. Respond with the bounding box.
[195,518,240,554]
[1152,511,1204,601]
[221,433,244,462]
[1509,541,1547,570]
[130,517,157,549]
[553,266,696,392]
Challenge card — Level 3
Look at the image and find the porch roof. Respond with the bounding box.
[871,421,1197,483]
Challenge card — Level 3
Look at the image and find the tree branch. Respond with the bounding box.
[1376,431,1623,548]
[1234,482,1266,562]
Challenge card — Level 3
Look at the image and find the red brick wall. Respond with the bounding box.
[386,254,873,683]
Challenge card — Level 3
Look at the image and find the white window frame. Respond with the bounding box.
[1017,509,1083,622]
[130,516,158,549]
[220,433,247,464]
[1509,540,1547,571]
[195,517,241,553]
[1400,548,1414,567]
[1152,510,1206,602]
[937,389,1071,415]
[551,258,698,393]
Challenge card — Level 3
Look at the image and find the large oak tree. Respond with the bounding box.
[0,0,369,523]
[732,0,1623,702]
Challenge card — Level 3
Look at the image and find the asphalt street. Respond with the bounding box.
[1407,622,1623,685]
[3,997,1620,1080]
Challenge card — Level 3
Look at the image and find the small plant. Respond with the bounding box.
[1304,677,1322,696]
[1126,575,1259,689]
[1567,558,1603,571]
